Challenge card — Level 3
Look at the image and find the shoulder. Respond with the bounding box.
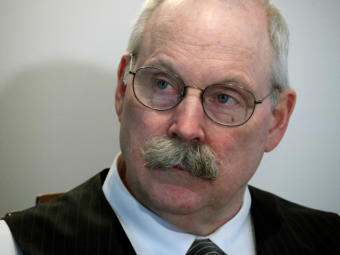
[249,185,339,220]
[249,186,340,254]
[4,168,110,226]
[1,169,133,255]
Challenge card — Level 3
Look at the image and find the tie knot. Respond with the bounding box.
[186,239,226,255]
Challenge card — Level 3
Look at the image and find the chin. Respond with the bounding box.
[143,181,206,215]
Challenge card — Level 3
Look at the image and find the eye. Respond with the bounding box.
[204,85,243,110]
[156,80,171,90]
[217,94,236,105]
[152,78,179,96]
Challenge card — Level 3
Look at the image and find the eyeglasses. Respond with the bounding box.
[129,66,272,126]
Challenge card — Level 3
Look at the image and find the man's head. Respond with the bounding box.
[115,0,296,235]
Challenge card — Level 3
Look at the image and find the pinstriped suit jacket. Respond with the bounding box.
[3,169,340,255]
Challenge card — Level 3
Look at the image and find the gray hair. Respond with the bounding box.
[124,0,290,105]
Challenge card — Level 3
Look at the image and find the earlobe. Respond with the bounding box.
[115,54,132,121]
[265,89,296,152]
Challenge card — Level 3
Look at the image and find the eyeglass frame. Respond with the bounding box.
[127,57,273,127]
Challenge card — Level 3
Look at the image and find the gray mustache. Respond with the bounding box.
[142,137,219,180]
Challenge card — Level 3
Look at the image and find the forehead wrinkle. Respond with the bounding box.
[143,0,271,65]
[148,26,258,63]
[145,35,259,81]
[149,0,269,44]
[140,38,268,93]
[139,0,273,92]
[143,51,257,93]
[153,30,258,58]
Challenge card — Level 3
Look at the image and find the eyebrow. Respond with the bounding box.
[144,59,179,75]
[143,59,253,89]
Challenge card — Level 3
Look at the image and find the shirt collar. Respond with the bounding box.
[103,154,255,255]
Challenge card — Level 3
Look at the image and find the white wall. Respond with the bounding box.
[0,0,339,217]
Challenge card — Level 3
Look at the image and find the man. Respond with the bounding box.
[1,0,339,254]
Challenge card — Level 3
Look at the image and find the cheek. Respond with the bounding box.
[212,118,270,183]
[119,91,171,155]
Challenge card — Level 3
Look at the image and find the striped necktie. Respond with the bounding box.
[186,239,226,255]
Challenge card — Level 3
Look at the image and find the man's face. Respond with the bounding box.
[115,0,291,232]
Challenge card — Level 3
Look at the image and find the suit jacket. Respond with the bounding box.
[3,169,340,255]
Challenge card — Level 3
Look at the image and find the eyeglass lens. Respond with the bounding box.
[132,67,256,126]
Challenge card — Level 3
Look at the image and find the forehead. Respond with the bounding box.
[138,0,273,88]
[144,0,270,50]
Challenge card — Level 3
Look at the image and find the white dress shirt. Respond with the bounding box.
[0,154,256,255]
[0,220,22,255]
[103,154,256,255]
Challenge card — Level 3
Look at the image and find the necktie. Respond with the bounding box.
[186,239,226,255]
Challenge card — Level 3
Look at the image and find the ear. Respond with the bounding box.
[115,54,132,122]
[265,89,296,152]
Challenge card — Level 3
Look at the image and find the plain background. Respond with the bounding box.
[0,0,339,217]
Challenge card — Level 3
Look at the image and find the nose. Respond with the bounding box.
[167,87,206,143]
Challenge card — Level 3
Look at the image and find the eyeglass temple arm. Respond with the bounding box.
[255,91,273,105]
[127,54,137,76]
[129,53,134,72]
